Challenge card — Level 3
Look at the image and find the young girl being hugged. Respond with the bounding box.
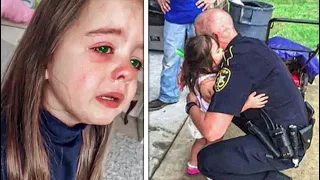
[182,35,268,175]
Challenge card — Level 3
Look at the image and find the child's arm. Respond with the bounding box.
[241,92,268,112]
[199,78,216,103]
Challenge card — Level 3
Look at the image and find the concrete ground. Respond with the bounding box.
[148,51,189,177]
[1,19,144,180]
[149,51,319,180]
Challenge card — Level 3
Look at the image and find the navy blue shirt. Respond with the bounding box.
[165,0,202,24]
[208,34,309,131]
[1,110,86,180]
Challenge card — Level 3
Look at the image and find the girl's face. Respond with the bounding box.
[44,0,143,126]
[210,38,224,71]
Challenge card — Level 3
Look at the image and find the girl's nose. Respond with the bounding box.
[111,62,136,83]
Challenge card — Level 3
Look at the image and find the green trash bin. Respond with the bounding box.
[229,0,274,41]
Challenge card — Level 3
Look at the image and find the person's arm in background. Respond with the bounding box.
[196,0,217,11]
[157,0,171,14]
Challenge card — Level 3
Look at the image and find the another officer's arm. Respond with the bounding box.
[187,93,233,142]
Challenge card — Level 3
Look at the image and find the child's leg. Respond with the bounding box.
[189,138,207,166]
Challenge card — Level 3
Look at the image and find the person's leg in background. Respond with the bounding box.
[186,23,195,39]
[149,20,187,111]
[197,134,294,180]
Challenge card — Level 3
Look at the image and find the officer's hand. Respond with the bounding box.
[196,0,217,11]
[178,68,186,91]
[246,92,269,109]
[187,92,198,104]
[157,0,170,14]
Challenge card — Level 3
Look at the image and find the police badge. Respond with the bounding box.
[215,67,231,92]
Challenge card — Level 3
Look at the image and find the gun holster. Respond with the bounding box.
[247,101,315,159]
[298,102,315,151]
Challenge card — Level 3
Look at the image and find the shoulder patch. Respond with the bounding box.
[225,46,234,66]
[215,67,231,92]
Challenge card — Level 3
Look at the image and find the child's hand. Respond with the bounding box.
[242,92,268,112]
[246,92,269,108]
[178,68,186,91]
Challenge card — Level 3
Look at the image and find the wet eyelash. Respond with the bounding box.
[92,46,142,70]
[130,59,143,70]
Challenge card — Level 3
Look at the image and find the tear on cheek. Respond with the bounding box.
[127,84,138,99]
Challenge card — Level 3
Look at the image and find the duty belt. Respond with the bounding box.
[247,101,315,168]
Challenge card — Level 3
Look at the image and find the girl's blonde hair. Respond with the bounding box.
[1,0,112,179]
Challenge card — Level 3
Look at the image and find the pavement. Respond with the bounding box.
[148,51,190,177]
[104,131,143,180]
[148,50,319,180]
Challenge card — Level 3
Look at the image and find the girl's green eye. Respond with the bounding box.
[130,59,142,70]
[96,46,111,54]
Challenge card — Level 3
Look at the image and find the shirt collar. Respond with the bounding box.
[40,109,87,144]
[219,34,243,68]
[225,33,243,51]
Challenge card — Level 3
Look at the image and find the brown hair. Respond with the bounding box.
[183,34,219,94]
[1,0,111,179]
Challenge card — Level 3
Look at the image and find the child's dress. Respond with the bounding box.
[187,73,216,139]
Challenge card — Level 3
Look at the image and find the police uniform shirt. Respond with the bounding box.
[207,34,308,130]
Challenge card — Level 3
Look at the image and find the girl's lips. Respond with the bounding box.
[96,92,124,109]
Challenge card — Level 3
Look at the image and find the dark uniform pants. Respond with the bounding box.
[197,117,297,180]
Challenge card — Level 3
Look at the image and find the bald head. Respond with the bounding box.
[195,9,237,50]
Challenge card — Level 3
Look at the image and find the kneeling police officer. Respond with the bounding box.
[185,9,315,180]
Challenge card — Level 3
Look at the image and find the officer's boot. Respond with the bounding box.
[276,172,293,180]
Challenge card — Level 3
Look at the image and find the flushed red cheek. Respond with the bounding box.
[71,74,86,92]
[79,75,87,84]
[74,73,90,89]
[90,55,105,63]
[76,73,100,90]
[89,50,111,63]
